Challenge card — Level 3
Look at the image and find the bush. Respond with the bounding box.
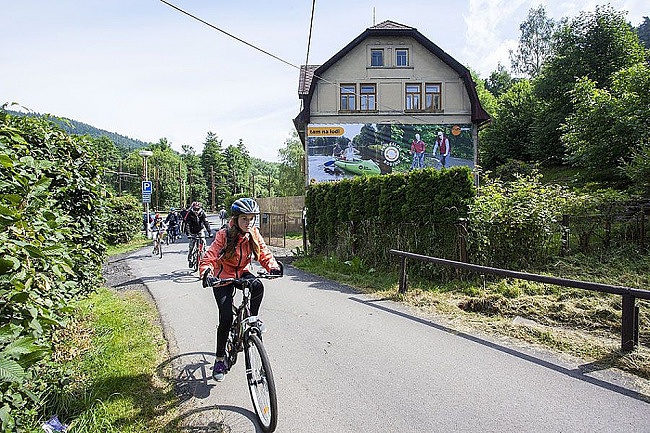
[0,110,105,431]
[104,195,143,245]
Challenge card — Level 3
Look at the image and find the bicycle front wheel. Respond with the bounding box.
[244,334,277,432]
[158,240,163,258]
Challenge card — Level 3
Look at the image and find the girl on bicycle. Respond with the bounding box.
[199,198,282,381]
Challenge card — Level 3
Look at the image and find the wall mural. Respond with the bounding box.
[306,123,475,184]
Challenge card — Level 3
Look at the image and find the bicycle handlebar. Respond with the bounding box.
[204,270,282,288]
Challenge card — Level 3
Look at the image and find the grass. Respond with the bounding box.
[34,236,181,432]
[293,253,650,383]
[44,288,178,432]
[106,234,151,256]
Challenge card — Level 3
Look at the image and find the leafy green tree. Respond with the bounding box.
[277,131,305,196]
[562,63,650,188]
[479,79,537,169]
[471,69,498,119]
[485,63,515,97]
[533,5,647,163]
[200,132,229,209]
[510,5,556,78]
[250,157,280,198]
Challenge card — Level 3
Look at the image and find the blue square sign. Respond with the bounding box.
[142,181,152,194]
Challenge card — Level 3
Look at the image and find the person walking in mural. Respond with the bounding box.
[410,133,426,169]
[433,131,450,168]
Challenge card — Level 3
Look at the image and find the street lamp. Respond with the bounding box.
[139,150,154,238]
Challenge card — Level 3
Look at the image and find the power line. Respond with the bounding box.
[160,0,457,127]
[159,0,300,70]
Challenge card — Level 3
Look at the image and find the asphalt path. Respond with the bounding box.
[124,227,650,432]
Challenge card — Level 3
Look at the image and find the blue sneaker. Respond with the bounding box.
[212,360,227,381]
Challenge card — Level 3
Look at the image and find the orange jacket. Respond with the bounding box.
[199,222,278,279]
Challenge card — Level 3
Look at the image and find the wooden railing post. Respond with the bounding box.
[398,256,408,293]
[621,294,637,352]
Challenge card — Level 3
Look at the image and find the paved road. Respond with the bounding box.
[124,235,650,432]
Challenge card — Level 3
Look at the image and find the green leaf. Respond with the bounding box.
[0,357,25,382]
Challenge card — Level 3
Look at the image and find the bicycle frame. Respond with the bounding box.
[207,272,281,432]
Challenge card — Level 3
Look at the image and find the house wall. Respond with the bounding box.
[309,36,473,125]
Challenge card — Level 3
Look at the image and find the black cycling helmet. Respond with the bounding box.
[231,198,260,216]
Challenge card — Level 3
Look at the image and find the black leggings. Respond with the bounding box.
[212,272,264,357]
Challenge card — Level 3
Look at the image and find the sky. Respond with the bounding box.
[1,0,645,162]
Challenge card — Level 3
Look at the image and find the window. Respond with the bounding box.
[405,84,421,110]
[396,49,409,66]
[360,84,376,110]
[370,49,384,66]
[340,84,356,111]
[425,83,441,111]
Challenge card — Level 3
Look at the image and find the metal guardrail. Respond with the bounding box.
[389,249,650,352]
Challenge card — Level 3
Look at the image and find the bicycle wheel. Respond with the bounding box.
[244,334,277,432]
[158,239,163,258]
[192,245,199,272]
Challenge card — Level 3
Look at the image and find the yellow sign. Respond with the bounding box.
[308,126,345,137]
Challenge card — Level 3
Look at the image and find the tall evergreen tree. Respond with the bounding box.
[200,132,229,210]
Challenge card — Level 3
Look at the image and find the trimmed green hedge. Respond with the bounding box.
[306,167,476,273]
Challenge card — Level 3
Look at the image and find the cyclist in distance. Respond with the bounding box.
[149,213,166,253]
[199,198,282,382]
[165,207,180,239]
[184,201,211,268]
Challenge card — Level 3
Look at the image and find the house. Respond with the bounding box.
[293,20,490,184]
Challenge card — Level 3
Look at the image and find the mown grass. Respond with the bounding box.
[293,252,650,381]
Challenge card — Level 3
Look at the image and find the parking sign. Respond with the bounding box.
[142,181,152,194]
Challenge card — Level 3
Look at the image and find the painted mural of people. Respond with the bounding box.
[410,133,426,169]
[433,131,450,168]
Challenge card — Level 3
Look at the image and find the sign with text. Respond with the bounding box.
[306,122,475,184]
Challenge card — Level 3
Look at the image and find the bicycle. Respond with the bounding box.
[205,270,282,432]
[152,228,164,258]
[166,224,179,245]
[187,232,207,271]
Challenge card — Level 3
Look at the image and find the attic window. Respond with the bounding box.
[396,49,409,66]
[371,49,384,66]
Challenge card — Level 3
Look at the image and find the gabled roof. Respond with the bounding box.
[294,20,491,130]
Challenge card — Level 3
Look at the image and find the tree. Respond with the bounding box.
[277,131,305,196]
[182,145,208,206]
[223,140,252,196]
[637,16,650,49]
[562,63,650,188]
[533,5,646,163]
[200,132,229,209]
[479,79,537,170]
[510,5,556,78]
[485,63,515,97]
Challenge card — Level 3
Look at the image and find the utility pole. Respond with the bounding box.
[178,161,183,208]
[251,173,255,197]
[118,160,122,195]
[268,173,272,197]
[155,166,160,211]
[188,167,193,203]
[211,165,215,212]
